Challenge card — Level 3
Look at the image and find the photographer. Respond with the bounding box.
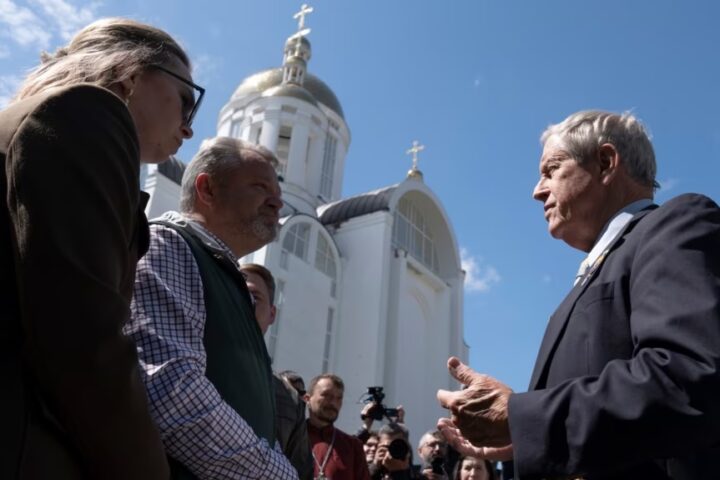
[370,423,414,480]
[357,387,405,443]
[417,430,450,480]
[358,402,406,442]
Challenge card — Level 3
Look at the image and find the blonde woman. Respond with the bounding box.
[0,17,201,479]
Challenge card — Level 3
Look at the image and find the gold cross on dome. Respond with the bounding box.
[406,140,425,171]
[293,4,314,31]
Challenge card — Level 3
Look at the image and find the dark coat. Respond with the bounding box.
[0,84,168,479]
[508,194,720,479]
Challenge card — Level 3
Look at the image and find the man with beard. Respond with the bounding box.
[125,137,297,479]
[416,430,449,479]
[305,374,370,480]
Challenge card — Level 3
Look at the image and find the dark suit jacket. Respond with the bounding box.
[0,84,169,479]
[508,194,720,479]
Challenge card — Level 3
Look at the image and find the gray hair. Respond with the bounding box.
[541,110,658,189]
[418,429,446,450]
[378,422,409,440]
[13,17,189,102]
[179,137,278,213]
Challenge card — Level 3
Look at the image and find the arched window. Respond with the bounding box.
[314,234,337,279]
[393,197,439,273]
[282,223,310,260]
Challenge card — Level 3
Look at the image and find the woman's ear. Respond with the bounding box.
[110,73,139,105]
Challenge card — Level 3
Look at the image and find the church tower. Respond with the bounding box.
[143,5,467,449]
[216,4,350,216]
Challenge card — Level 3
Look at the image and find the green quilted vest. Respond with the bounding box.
[155,221,276,479]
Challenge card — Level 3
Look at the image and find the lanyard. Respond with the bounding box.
[312,428,336,479]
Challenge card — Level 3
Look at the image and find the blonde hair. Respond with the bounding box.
[13,17,189,102]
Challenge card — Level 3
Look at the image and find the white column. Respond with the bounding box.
[306,127,325,197]
[259,112,281,152]
[332,141,347,200]
[241,122,251,141]
[285,120,310,188]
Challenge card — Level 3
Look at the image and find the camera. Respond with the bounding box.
[362,386,400,422]
[388,438,410,460]
[431,457,445,475]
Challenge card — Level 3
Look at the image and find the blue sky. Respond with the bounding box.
[2,0,719,392]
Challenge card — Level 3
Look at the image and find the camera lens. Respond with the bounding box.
[388,438,409,460]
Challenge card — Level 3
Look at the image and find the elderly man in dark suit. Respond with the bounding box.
[437,110,720,479]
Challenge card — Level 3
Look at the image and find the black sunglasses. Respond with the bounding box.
[154,65,205,128]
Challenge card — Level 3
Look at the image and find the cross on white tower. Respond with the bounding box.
[406,140,425,171]
[293,4,314,31]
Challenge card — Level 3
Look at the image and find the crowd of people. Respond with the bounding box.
[2,15,719,480]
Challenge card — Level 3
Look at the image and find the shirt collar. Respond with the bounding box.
[585,198,654,268]
[157,211,238,264]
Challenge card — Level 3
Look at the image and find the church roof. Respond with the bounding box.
[319,185,398,225]
[232,68,344,119]
[158,156,186,185]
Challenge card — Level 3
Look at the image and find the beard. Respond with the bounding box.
[239,214,278,245]
[315,406,339,424]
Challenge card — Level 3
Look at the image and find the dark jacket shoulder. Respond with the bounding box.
[1,84,136,155]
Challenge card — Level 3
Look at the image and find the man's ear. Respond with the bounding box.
[195,173,216,208]
[269,305,277,325]
[597,143,620,186]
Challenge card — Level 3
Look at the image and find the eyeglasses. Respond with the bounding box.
[154,65,205,128]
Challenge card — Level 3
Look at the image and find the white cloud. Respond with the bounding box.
[0,74,22,109]
[191,53,221,85]
[0,0,99,51]
[473,74,485,88]
[461,247,500,293]
[28,0,99,41]
[658,177,679,192]
[0,0,51,48]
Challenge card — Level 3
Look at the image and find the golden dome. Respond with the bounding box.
[232,68,345,119]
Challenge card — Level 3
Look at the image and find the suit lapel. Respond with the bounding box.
[528,278,592,389]
[528,205,658,390]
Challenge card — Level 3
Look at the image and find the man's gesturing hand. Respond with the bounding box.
[436,357,513,448]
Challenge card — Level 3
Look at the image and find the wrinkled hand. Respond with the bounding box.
[360,402,376,429]
[436,357,513,448]
[437,418,513,462]
[396,404,405,424]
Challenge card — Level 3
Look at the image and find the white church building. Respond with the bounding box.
[143,9,468,446]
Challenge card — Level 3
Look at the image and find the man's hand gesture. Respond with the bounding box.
[436,357,514,461]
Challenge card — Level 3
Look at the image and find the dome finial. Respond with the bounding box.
[293,4,314,31]
[406,140,425,181]
[282,4,314,86]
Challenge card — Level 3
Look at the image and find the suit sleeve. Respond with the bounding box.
[6,85,169,479]
[508,194,720,478]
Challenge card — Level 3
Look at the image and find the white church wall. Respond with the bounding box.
[144,167,181,219]
[385,254,454,450]
[330,211,394,435]
[265,219,340,385]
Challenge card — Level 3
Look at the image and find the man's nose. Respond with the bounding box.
[532,178,548,201]
[267,192,283,212]
[180,124,193,139]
